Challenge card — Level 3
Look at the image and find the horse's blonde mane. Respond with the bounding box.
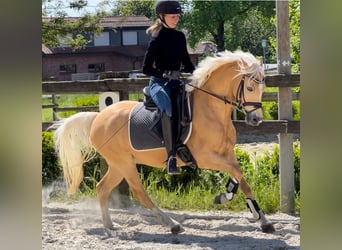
[187,50,263,92]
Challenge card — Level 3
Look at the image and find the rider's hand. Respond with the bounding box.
[163,70,180,80]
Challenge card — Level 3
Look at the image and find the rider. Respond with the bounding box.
[142,0,195,175]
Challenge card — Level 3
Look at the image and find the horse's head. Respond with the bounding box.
[188,50,266,126]
[235,55,265,126]
[235,75,265,126]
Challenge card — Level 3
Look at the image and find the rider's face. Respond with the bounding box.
[163,14,180,29]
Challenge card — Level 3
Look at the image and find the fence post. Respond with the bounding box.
[51,94,58,121]
[119,90,129,101]
[276,0,295,214]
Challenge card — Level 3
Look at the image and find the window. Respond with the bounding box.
[59,64,76,74]
[88,63,105,73]
[94,32,110,46]
[122,31,137,45]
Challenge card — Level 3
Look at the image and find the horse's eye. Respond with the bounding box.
[246,86,253,92]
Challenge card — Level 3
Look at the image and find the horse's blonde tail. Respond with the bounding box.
[52,112,98,195]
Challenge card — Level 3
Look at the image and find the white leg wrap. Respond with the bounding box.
[213,178,239,205]
[221,177,239,203]
[226,177,239,193]
[246,198,261,220]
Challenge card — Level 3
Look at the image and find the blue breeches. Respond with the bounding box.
[149,76,181,117]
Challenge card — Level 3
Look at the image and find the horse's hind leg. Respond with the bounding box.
[96,164,124,229]
[124,165,184,234]
[239,177,275,233]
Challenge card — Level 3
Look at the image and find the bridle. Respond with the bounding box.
[185,74,265,114]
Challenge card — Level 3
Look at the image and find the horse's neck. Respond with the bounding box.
[192,67,236,122]
[192,89,234,125]
[191,89,235,152]
[205,65,237,99]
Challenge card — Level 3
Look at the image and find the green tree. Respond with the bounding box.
[109,1,277,58]
[112,0,155,19]
[269,0,300,73]
[230,7,276,62]
[42,0,107,50]
[289,0,300,72]
[180,1,275,52]
[180,1,239,51]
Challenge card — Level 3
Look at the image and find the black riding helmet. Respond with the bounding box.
[155,0,182,15]
[155,1,182,28]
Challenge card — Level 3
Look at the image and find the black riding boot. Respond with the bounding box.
[161,112,180,175]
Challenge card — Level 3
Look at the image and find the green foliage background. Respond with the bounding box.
[42,132,61,186]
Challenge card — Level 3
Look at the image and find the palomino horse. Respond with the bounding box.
[52,50,275,234]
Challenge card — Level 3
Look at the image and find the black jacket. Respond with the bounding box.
[142,26,195,78]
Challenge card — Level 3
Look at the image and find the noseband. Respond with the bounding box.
[186,75,264,113]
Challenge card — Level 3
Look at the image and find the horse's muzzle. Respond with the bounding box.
[243,102,263,126]
[245,112,263,126]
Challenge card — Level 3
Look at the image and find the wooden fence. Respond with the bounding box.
[42,74,300,134]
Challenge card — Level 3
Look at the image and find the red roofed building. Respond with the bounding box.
[42,16,202,81]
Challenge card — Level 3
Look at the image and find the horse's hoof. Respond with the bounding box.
[105,225,114,230]
[213,193,228,205]
[261,222,275,233]
[103,222,114,230]
[171,224,185,234]
[213,194,221,204]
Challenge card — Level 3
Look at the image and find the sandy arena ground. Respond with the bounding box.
[42,142,300,249]
[42,199,300,250]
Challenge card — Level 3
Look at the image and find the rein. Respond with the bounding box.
[185,75,263,113]
[185,81,240,107]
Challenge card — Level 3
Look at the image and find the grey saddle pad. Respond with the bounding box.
[128,103,192,151]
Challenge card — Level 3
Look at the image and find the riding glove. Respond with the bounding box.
[163,70,180,80]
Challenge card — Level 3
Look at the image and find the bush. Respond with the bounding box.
[42,132,61,186]
[293,141,300,194]
[268,101,300,120]
[262,101,277,120]
[233,100,300,121]
[79,155,101,195]
[138,144,300,213]
[138,145,301,197]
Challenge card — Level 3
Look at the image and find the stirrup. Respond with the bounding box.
[167,157,180,175]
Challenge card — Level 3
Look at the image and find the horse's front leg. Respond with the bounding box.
[240,178,275,233]
[197,151,275,233]
[214,176,275,233]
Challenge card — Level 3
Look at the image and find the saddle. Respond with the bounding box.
[128,83,197,168]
